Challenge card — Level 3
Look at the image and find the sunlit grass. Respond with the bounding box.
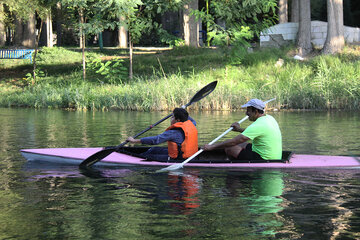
[1,46,359,110]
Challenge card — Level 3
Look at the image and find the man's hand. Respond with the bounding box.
[231,122,242,132]
[203,144,214,151]
[127,137,140,143]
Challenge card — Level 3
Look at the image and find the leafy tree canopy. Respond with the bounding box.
[193,0,277,46]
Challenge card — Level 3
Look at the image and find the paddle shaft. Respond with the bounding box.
[179,116,249,166]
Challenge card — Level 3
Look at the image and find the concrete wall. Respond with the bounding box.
[260,21,360,48]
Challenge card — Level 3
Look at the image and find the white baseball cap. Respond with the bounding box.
[241,99,265,110]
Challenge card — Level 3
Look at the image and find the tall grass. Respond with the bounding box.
[0,46,359,110]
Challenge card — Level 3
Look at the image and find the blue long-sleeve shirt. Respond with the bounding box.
[140,117,196,145]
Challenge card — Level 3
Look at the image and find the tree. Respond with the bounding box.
[296,0,312,56]
[3,0,37,47]
[290,0,299,22]
[322,0,344,54]
[118,15,127,48]
[183,0,199,47]
[193,0,277,44]
[2,0,52,82]
[13,15,24,45]
[0,4,5,46]
[22,13,36,47]
[102,0,186,79]
[101,0,143,79]
[55,2,63,46]
[59,0,186,80]
[39,11,53,47]
[192,0,277,61]
[278,0,288,23]
[61,0,110,80]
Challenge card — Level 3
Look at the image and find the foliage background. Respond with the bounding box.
[1,46,359,111]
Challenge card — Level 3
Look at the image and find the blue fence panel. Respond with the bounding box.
[0,49,35,63]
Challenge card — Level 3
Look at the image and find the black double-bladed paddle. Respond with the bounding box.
[79,81,218,168]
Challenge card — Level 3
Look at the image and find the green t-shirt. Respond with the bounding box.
[242,115,282,160]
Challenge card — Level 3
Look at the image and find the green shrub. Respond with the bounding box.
[1,46,359,110]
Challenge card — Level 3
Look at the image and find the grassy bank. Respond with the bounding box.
[0,46,359,110]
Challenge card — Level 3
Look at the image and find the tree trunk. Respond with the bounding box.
[14,16,24,46]
[98,32,103,49]
[33,20,43,84]
[322,0,344,54]
[82,34,86,81]
[118,16,127,48]
[129,33,133,79]
[46,13,53,47]
[6,26,11,45]
[183,0,199,47]
[290,0,299,22]
[79,11,84,49]
[0,4,5,46]
[79,9,86,81]
[22,13,36,48]
[39,13,53,47]
[278,0,288,23]
[296,0,312,56]
[56,2,63,46]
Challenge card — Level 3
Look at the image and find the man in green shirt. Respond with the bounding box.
[204,99,282,161]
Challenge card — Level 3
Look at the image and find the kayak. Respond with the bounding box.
[21,147,360,169]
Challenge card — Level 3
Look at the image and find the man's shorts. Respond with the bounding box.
[237,143,263,160]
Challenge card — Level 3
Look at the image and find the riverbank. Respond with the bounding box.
[1,46,359,110]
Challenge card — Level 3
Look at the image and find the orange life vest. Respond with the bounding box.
[166,120,198,159]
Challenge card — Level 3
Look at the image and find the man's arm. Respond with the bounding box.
[127,130,181,145]
[127,137,141,143]
[203,134,250,151]
[231,122,246,132]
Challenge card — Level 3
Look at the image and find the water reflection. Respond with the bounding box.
[222,170,287,237]
[1,163,360,239]
[167,171,201,215]
[26,161,135,180]
[282,169,360,239]
[1,108,360,239]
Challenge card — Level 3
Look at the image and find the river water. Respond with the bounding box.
[1,108,360,239]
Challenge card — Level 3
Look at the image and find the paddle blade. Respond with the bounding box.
[156,163,184,173]
[79,148,115,168]
[188,81,217,106]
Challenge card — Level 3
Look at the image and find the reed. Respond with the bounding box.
[1,46,359,110]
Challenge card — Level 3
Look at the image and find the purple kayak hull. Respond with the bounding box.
[21,148,360,169]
